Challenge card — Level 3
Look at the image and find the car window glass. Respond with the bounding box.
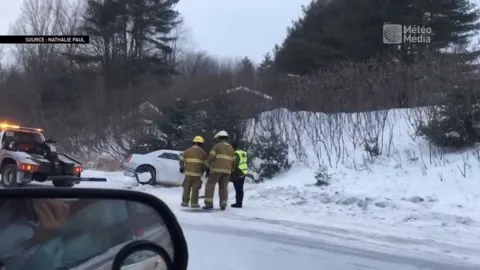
[0,199,173,270]
[157,153,179,161]
[5,131,43,144]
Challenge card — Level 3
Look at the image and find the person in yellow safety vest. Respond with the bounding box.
[179,136,209,208]
[230,141,248,208]
[203,130,234,210]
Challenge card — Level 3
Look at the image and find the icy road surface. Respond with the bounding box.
[184,222,477,270]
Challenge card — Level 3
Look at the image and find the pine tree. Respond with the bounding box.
[418,81,480,148]
[200,95,245,150]
[158,99,193,150]
[258,53,274,73]
[71,0,180,89]
[250,132,291,179]
[273,0,480,74]
[235,57,256,88]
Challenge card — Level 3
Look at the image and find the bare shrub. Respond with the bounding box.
[457,153,470,178]
[251,52,475,170]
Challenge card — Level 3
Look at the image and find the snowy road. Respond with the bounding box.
[184,222,477,270]
[30,171,480,269]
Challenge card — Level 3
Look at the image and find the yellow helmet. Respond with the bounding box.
[193,136,205,143]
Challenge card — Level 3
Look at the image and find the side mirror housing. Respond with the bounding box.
[0,188,188,270]
[44,138,56,143]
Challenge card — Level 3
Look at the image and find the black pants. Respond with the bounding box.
[232,175,245,204]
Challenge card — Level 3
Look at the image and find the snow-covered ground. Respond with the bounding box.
[53,107,480,268]
[73,168,480,268]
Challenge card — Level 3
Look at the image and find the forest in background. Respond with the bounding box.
[0,0,479,174]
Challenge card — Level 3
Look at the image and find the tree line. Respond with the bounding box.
[0,0,478,163]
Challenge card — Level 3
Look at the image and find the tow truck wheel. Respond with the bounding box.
[1,164,19,188]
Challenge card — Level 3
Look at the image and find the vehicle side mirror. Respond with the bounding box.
[0,188,188,270]
[44,139,56,143]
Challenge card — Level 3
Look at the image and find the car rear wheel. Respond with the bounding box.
[135,165,156,185]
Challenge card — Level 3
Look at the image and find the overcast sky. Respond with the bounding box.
[0,0,310,63]
[1,0,479,63]
[176,0,311,62]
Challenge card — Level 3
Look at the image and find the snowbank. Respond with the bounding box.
[248,166,480,226]
[242,107,480,232]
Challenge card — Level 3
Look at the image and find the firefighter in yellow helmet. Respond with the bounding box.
[203,130,234,210]
[179,135,208,208]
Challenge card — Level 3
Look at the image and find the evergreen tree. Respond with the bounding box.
[202,95,244,147]
[418,79,480,148]
[250,132,291,179]
[235,57,256,88]
[158,99,193,150]
[273,0,480,74]
[71,0,180,89]
[258,53,274,73]
[425,0,480,51]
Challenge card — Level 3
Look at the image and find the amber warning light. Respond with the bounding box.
[0,123,42,132]
[0,35,89,44]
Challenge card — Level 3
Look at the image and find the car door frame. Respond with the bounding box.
[152,151,182,184]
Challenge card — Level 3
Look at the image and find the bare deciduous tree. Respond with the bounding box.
[52,0,85,56]
[8,0,84,124]
[168,15,195,64]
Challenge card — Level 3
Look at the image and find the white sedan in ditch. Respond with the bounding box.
[121,149,186,186]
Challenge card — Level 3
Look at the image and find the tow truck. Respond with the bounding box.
[0,123,106,187]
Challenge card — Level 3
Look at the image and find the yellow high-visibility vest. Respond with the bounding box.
[235,150,248,174]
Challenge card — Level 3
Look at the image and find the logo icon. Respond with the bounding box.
[383,24,402,44]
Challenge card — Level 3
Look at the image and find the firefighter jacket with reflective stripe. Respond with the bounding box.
[234,150,248,175]
[179,145,208,177]
[207,141,234,174]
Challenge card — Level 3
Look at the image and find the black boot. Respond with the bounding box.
[231,203,242,208]
[202,204,213,210]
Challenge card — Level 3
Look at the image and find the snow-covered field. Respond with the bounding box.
[53,108,480,268]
